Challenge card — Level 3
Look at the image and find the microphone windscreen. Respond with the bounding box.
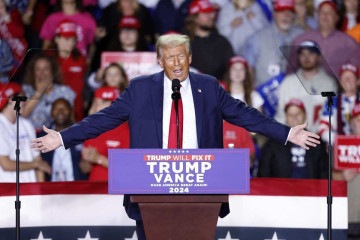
[172,79,181,92]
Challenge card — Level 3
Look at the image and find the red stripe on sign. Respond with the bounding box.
[249,178,347,197]
[0,179,347,197]
[0,181,108,196]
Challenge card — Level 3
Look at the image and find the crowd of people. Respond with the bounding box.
[0,0,360,235]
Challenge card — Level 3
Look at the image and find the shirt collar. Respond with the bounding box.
[164,73,190,92]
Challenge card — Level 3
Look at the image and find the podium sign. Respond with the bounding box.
[108,149,250,194]
[334,135,360,170]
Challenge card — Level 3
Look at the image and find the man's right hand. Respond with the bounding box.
[31,125,62,153]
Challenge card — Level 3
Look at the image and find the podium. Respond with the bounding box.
[131,195,228,239]
[108,149,250,240]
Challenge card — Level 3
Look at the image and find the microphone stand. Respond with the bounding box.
[321,91,335,240]
[12,95,27,240]
[171,92,181,149]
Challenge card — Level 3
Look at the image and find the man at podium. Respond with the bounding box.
[32,33,320,239]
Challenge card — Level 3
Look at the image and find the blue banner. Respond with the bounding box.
[256,73,285,118]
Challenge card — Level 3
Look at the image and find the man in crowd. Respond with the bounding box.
[243,0,304,86]
[258,98,328,179]
[184,0,234,79]
[290,0,360,79]
[0,83,50,182]
[32,34,320,239]
[275,40,337,133]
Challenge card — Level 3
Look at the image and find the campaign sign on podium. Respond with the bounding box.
[108,149,250,194]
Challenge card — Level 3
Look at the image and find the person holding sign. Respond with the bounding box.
[258,98,328,179]
[336,103,360,239]
[31,34,320,239]
[319,62,360,144]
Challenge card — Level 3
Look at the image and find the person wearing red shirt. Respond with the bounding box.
[0,0,27,64]
[223,120,256,166]
[80,86,130,181]
[54,19,87,121]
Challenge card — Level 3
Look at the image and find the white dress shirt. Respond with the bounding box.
[52,147,74,181]
[162,74,198,149]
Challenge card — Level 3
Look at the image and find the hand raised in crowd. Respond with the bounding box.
[288,121,320,150]
[246,11,255,20]
[82,146,100,164]
[31,125,62,153]
[34,77,50,95]
[231,17,243,28]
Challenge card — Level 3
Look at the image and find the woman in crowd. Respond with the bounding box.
[88,62,128,115]
[100,0,154,46]
[22,53,75,134]
[338,0,360,43]
[90,16,148,73]
[223,56,260,167]
[318,62,360,143]
[40,0,96,57]
[52,19,87,121]
[338,0,360,32]
[224,55,263,111]
[105,16,147,52]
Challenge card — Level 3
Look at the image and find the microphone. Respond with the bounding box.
[171,79,181,101]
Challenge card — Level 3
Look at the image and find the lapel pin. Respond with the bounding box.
[198,89,202,93]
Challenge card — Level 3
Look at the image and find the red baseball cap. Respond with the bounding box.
[273,0,295,12]
[118,16,141,29]
[0,82,22,110]
[228,56,248,69]
[95,86,120,101]
[339,63,360,78]
[55,19,77,38]
[317,0,337,12]
[284,99,306,113]
[189,0,215,15]
[352,102,360,118]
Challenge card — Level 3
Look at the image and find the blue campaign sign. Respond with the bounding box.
[108,149,250,194]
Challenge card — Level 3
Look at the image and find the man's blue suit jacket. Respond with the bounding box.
[61,71,290,149]
[60,71,290,219]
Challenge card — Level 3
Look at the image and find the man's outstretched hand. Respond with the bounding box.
[288,121,320,150]
[31,125,62,153]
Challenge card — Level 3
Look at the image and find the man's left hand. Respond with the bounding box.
[288,121,320,150]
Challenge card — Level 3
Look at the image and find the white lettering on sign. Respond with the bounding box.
[338,145,360,163]
[146,162,212,183]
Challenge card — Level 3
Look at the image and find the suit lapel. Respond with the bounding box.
[150,72,164,147]
[189,72,203,146]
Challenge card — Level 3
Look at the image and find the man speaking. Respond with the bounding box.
[31,34,320,238]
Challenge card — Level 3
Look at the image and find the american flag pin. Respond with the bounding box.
[198,89,202,93]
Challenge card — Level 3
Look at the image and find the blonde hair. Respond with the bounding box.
[156,34,191,59]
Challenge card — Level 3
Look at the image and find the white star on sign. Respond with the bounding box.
[169,150,172,153]
[264,232,286,240]
[77,231,99,240]
[218,231,239,240]
[30,232,52,240]
[319,233,325,240]
[124,231,138,240]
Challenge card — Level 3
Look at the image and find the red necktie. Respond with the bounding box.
[168,95,183,149]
